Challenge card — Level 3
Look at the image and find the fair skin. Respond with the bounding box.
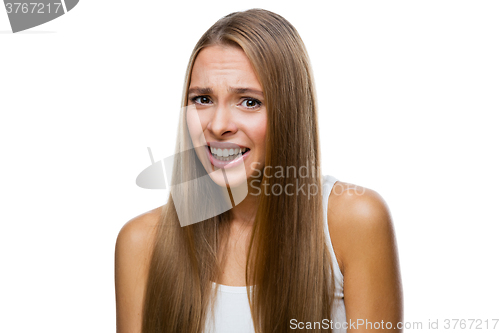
[186,45,267,235]
[115,45,403,333]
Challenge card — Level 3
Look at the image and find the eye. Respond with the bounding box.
[240,98,262,110]
[190,95,212,105]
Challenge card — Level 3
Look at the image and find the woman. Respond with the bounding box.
[115,8,403,333]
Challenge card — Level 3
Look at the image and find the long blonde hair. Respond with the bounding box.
[142,8,335,333]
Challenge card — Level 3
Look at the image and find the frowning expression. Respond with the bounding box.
[186,45,267,187]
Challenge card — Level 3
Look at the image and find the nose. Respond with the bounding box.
[207,103,238,137]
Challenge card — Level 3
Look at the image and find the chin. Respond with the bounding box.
[207,167,249,189]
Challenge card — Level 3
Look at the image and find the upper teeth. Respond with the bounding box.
[210,147,249,157]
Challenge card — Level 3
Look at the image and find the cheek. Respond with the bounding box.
[249,116,267,154]
[258,115,267,144]
[256,124,267,147]
[186,109,205,146]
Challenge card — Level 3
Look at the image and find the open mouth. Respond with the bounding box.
[206,145,251,162]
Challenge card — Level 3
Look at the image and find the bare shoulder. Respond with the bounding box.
[327,181,395,274]
[327,181,403,325]
[116,205,163,247]
[114,205,163,333]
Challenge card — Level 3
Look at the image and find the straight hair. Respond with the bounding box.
[142,8,335,333]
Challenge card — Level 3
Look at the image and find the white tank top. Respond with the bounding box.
[204,175,347,333]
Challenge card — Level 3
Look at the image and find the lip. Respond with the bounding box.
[205,145,250,169]
[207,141,249,150]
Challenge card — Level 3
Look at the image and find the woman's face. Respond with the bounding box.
[186,45,267,188]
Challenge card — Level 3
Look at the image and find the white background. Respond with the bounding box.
[1,1,499,332]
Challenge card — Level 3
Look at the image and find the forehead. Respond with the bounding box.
[190,45,261,88]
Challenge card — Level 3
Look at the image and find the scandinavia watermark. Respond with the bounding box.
[248,162,366,199]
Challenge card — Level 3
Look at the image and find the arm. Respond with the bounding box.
[115,208,160,333]
[328,182,403,332]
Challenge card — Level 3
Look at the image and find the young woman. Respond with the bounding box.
[115,8,403,333]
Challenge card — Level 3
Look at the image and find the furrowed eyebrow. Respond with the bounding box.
[188,86,264,98]
[188,87,213,95]
[228,87,264,97]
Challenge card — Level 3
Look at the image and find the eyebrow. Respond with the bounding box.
[188,87,212,95]
[229,87,264,97]
[188,86,264,97]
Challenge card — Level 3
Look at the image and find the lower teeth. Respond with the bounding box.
[212,152,244,162]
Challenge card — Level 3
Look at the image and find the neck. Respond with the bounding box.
[228,178,261,228]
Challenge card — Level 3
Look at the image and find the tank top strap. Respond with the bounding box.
[321,175,345,300]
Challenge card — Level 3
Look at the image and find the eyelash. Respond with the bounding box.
[189,95,262,110]
[190,96,211,105]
